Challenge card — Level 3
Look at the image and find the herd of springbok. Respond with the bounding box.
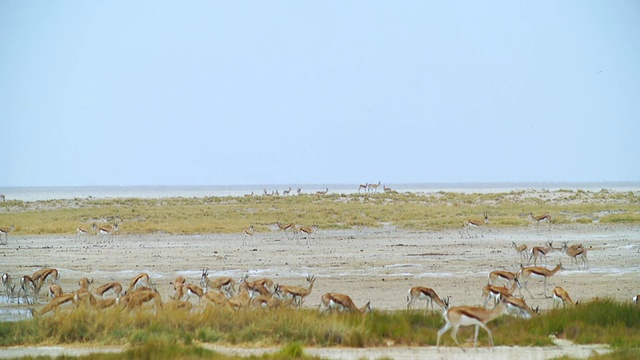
[0,268,356,317]
[0,211,637,350]
[2,230,632,351]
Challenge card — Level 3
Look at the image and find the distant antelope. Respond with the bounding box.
[293,225,317,246]
[529,213,552,229]
[2,273,14,300]
[367,181,381,193]
[296,188,302,195]
[242,225,255,246]
[0,224,14,245]
[283,187,292,196]
[511,242,528,263]
[462,214,488,238]
[76,226,92,240]
[275,222,294,240]
[316,187,328,196]
[92,222,119,242]
[358,183,368,193]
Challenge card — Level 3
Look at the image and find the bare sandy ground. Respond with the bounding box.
[2,223,636,358]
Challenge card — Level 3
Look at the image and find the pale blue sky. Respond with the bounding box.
[1,1,639,187]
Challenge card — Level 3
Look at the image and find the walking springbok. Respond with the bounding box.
[437,297,508,349]
[462,214,489,238]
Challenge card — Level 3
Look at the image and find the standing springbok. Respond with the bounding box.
[520,261,564,298]
[511,242,528,263]
[276,275,316,308]
[200,268,236,297]
[561,242,588,269]
[528,240,553,266]
[462,214,489,238]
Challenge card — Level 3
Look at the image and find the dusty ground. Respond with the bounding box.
[2,223,637,358]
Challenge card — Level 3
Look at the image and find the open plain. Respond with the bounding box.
[1,223,638,358]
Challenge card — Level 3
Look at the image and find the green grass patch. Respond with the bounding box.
[2,299,639,353]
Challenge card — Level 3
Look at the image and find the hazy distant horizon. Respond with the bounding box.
[2,181,639,202]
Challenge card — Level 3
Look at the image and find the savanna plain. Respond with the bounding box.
[0,188,639,359]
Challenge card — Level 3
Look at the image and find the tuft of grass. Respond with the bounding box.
[3,299,640,351]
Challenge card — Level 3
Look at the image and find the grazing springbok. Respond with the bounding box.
[406,286,448,311]
[481,279,520,308]
[319,292,371,314]
[499,293,538,319]
[552,286,578,308]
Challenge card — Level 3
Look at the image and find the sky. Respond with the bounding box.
[1,1,639,187]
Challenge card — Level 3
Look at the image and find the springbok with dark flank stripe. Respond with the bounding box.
[319,292,371,314]
[511,242,528,263]
[520,261,564,298]
[462,214,488,238]
[406,286,448,311]
[529,213,552,229]
[552,286,578,308]
[437,297,508,349]
[562,242,588,269]
[488,269,519,287]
